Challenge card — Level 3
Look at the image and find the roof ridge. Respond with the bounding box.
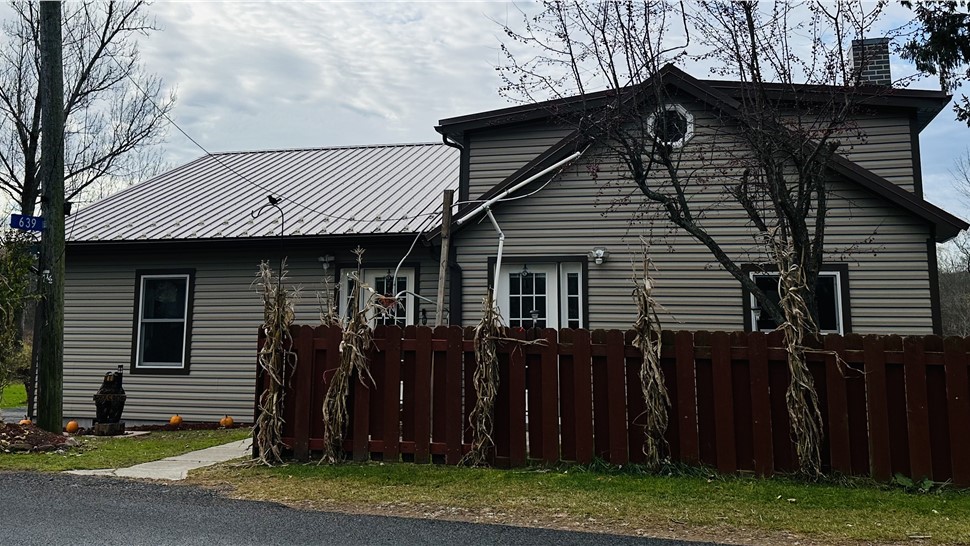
[209,142,444,157]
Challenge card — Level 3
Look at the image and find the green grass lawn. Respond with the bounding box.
[191,461,970,545]
[0,428,250,472]
[0,383,27,408]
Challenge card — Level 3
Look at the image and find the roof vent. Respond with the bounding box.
[849,37,891,86]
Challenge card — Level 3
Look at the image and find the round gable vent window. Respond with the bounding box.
[648,104,693,148]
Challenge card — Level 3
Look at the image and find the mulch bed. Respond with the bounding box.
[0,423,73,453]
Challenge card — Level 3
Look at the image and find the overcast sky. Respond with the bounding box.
[5,2,967,219]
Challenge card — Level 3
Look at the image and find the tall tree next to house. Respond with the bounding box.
[0,1,173,215]
[901,0,970,125]
[499,0,894,477]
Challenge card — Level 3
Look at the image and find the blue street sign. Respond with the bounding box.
[10,214,44,232]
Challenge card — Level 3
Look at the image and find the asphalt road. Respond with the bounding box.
[1,472,722,546]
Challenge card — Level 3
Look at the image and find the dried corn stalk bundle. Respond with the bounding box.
[319,248,375,464]
[462,288,502,466]
[767,233,824,479]
[632,252,670,469]
[318,268,340,328]
[254,260,297,466]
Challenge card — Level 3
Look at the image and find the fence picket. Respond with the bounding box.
[507,328,528,467]
[710,331,736,474]
[606,329,629,465]
[625,330,646,465]
[414,326,433,464]
[573,329,594,464]
[748,331,774,476]
[559,329,578,462]
[863,335,891,481]
[444,326,464,465]
[541,328,560,464]
[382,326,403,461]
[824,334,851,474]
[292,325,314,461]
[351,359,371,462]
[904,336,933,479]
[675,331,699,464]
[944,337,970,484]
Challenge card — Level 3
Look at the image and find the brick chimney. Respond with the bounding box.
[849,37,891,86]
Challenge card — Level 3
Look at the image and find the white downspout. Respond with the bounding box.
[485,207,505,291]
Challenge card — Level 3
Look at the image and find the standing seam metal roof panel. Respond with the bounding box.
[68,143,459,242]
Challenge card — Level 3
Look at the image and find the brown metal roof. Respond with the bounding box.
[68,143,459,243]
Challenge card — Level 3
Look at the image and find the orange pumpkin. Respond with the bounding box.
[169,414,183,426]
[65,420,79,434]
[219,415,234,428]
[18,418,31,426]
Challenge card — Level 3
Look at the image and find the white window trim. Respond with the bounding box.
[748,270,845,335]
[339,267,416,326]
[495,262,584,329]
[646,103,694,148]
[135,274,190,369]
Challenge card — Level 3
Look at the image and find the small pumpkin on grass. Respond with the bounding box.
[219,415,234,428]
[169,414,183,426]
[65,420,79,434]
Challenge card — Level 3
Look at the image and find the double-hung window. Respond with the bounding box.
[339,267,416,327]
[495,261,584,329]
[132,270,194,373]
[744,265,850,334]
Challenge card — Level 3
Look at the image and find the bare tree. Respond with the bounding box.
[500,0,886,328]
[938,232,970,336]
[499,0,893,477]
[0,1,173,216]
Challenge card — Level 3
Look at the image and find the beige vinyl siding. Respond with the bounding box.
[454,100,933,335]
[837,114,916,192]
[64,240,442,423]
[467,122,574,200]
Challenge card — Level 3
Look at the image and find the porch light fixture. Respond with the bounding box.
[520,264,530,278]
[589,247,609,265]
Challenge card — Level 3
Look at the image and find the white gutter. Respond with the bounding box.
[455,148,585,228]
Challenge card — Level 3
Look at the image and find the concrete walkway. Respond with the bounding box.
[1,406,27,423]
[67,437,252,481]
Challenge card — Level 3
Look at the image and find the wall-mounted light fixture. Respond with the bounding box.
[589,247,609,265]
[317,255,335,271]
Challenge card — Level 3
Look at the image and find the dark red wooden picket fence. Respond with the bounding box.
[254,325,970,485]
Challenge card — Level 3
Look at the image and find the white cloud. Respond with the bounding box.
[139,2,518,166]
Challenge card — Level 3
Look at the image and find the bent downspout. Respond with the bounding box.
[485,207,505,292]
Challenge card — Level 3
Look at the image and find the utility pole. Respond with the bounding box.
[37,1,64,433]
[435,190,454,326]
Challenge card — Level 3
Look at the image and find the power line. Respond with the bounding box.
[110,56,578,231]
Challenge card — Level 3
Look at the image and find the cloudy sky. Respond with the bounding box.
[141,2,521,163]
[135,2,969,218]
[4,2,966,219]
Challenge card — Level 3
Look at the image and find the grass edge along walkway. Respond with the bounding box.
[0,428,251,472]
[190,461,970,545]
